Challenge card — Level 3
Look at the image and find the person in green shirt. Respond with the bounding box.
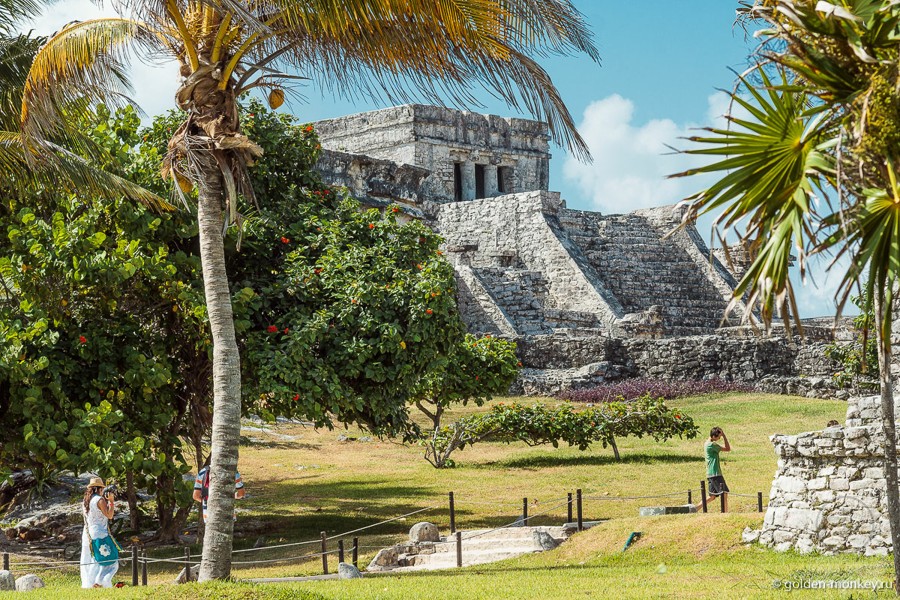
[700,426,730,511]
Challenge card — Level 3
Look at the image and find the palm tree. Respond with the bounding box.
[18,0,599,580]
[0,0,163,208]
[674,0,900,588]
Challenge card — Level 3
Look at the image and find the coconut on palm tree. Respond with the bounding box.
[17,0,599,580]
[674,0,900,589]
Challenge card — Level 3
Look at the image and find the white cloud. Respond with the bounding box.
[562,93,732,214]
[18,1,179,120]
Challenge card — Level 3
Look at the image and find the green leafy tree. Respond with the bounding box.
[672,0,900,584]
[412,334,520,468]
[825,295,879,392]
[18,1,599,578]
[2,102,470,536]
[430,396,697,466]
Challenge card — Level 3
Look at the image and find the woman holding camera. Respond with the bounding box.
[80,477,119,588]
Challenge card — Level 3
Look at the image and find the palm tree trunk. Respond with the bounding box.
[875,291,900,592]
[195,149,241,582]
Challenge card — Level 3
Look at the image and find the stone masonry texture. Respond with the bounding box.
[312,104,846,396]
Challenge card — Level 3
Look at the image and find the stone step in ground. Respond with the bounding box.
[368,525,570,573]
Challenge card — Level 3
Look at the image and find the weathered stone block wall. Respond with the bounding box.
[315,149,432,214]
[753,396,893,556]
[509,332,839,396]
[555,206,740,336]
[315,105,551,202]
[437,191,622,327]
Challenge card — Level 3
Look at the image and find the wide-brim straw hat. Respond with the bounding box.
[86,476,105,489]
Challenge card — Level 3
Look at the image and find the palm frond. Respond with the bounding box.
[221,0,599,160]
[20,17,159,160]
[671,69,837,326]
[0,0,43,34]
[0,129,172,210]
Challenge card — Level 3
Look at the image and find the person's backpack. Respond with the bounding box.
[200,468,210,501]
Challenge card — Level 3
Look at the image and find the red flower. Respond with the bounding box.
[351,298,358,304]
[305,125,313,133]
[392,207,400,213]
[517,362,523,367]
[293,394,300,401]
[475,376,479,381]
[416,264,423,270]
[267,325,278,333]
[79,336,87,344]
[426,309,433,315]
[314,268,322,274]
[368,223,375,229]
[675,414,681,420]
[283,328,290,334]
[281,237,290,244]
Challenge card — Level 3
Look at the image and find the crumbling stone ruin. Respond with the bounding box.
[313,104,843,394]
[749,395,893,556]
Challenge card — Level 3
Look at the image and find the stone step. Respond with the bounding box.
[397,547,539,569]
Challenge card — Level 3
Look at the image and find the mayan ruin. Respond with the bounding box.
[313,104,843,396]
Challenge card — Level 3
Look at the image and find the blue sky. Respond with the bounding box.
[22,1,845,317]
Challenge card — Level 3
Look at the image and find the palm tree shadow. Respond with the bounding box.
[476,453,702,470]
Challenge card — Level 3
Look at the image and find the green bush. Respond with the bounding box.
[435,395,698,464]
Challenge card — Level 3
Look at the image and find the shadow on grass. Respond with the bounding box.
[239,436,320,450]
[476,453,702,470]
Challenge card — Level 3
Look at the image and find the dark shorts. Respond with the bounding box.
[707,475,729,496]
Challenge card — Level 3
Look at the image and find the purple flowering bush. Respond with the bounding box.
[559,378,752,404]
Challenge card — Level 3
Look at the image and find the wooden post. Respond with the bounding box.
[141,550,147,586]
[352,537,359,567]
[449,491,456,534]
[338,540,345,563]
[576,489,583,531]
[687,489,692,505]
[455,531,462,568]
[720,492,726,513]
[320,531,328,575]
[758,491,764,513]
[131,546,138,586]
[3,552,8,571]
[522,497,528,524]
[700,481,708,513]
[567,493,573,523]
[184,547,190,581]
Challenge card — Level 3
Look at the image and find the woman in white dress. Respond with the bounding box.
[80,477,118,588]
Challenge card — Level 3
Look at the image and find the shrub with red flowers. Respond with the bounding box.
[229,100,462,436]
[428,395,697,467]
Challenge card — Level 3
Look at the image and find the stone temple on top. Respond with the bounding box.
[311,104,842,395]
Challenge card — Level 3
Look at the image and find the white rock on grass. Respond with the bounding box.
[14,574,44,592]
[0,571,13,591]
[409,522,440,543]
[174,565,199,584]
[338,562,362,579]
[366,547,398,571]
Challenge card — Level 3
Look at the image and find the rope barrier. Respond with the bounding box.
[324,505,440,542]
[454,497,573,543]
[3,485,772,575]
[582,491,686,501]
[231,537,321,554]
[230,549,339,567]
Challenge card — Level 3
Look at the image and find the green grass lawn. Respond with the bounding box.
[6,392,894,599]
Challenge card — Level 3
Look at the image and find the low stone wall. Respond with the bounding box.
[752,396,893,556]
[513,332,840,396]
